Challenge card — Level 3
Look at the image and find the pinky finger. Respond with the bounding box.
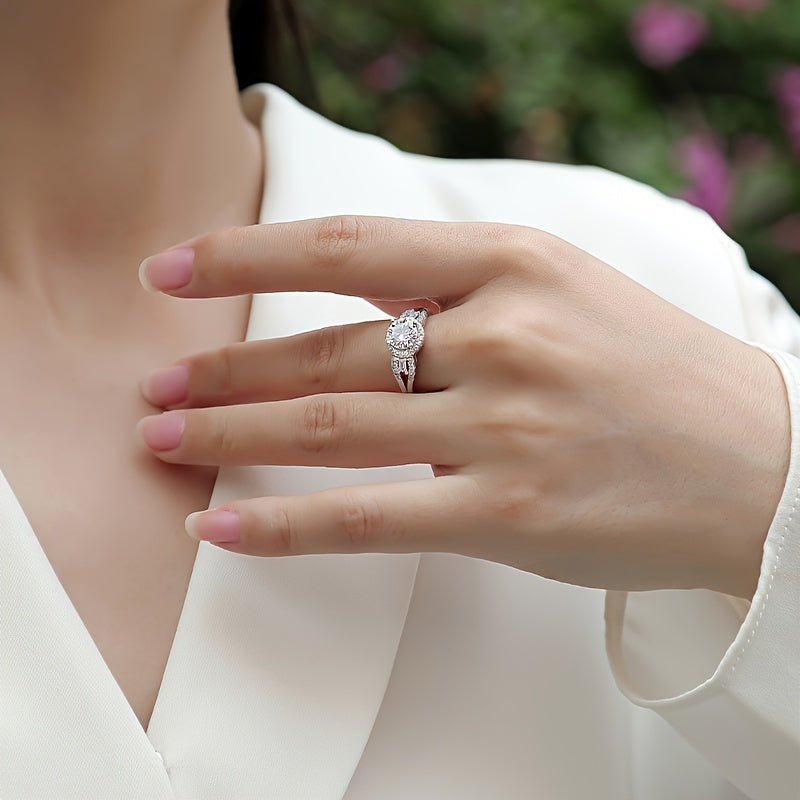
[185,474,482,558]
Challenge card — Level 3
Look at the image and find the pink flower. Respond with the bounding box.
[678,133,734,228]
[772,213,800,252]
[732,133,773,167]
[362,54,408,93]
[773,66,800,158]
[629,2,708,68]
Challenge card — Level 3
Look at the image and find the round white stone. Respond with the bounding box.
[387,318,418,349]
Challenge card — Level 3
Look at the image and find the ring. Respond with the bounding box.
[385,308,429,393]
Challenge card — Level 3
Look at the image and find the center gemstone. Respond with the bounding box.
[386,313,425,355]
[388,318,417,348]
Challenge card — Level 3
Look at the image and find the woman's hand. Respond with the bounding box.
[136,216,790,599]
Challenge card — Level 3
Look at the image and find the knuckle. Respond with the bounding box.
[298,396,345,454]
[475,399,545,453]
[216,345,237,398]
[464,313,529,363]
[479,223,569,283]
[269,504,298,555]
[527,230,574,283]
[461,300,561,374]
[212,412,239,458]
[300,326,344,391]
[474,315,570,387]
[485,480,540,527]
[480,223,538,275]
[337,493,385,547]
[308,214,364,268]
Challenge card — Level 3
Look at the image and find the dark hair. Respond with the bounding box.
[228,0,318,107]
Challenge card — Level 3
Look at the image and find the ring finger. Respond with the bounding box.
[142,313,455,409]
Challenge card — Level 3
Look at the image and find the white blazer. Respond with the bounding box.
[2,83,799,800]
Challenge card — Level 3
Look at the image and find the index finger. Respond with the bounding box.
[138,215,534,301]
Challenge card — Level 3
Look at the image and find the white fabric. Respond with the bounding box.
[2,82,798,799]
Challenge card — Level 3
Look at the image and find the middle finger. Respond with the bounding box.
[142,316,455,409]
[136,391,469,469]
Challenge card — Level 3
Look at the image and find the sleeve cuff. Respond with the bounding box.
[604,343,800,799]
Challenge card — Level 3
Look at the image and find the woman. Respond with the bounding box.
[2,1,797,798]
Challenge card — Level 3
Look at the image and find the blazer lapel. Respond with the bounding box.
[145,84,447,799]
[0,468,175,799]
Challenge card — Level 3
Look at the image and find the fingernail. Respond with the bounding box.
[142,364,189,407]
[138,412,186,451]
[185,509,241,543]
[139,247,195,292]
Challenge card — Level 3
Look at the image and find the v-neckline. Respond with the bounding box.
[0,466,220,739]
[0,289,261,740]
[0,318,262,744]
[0,84,271,742]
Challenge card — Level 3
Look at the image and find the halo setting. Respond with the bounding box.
[385,308,428,392]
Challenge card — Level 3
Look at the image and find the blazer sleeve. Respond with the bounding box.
[605,224,800,800]
[409,151,798,797]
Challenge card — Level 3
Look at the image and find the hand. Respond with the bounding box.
[136,216,790,598]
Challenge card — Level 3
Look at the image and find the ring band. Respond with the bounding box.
[385,308,429,393]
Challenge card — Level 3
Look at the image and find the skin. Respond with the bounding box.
[0,0,788,735]
[0,1,261,730]
[138,215,791,600]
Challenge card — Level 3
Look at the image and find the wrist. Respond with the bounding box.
[708,343,790,599]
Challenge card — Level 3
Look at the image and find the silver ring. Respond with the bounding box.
[385,308,428,393]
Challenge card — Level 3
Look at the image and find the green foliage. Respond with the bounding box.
[284,0,800,307]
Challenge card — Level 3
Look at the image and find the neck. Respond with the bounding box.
[0,1,264,296]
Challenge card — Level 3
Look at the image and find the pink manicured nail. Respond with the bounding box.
[142,364,189,407]
[185,509,241,543]
[138,247,195,292]
[138,412,186,451]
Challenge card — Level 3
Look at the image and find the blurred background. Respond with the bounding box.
[267,0,800,308]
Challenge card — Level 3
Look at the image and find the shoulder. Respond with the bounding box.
[403,152,748,335]
[255,82,725,260]
[253,83,750,336]
[405,151,721,259]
